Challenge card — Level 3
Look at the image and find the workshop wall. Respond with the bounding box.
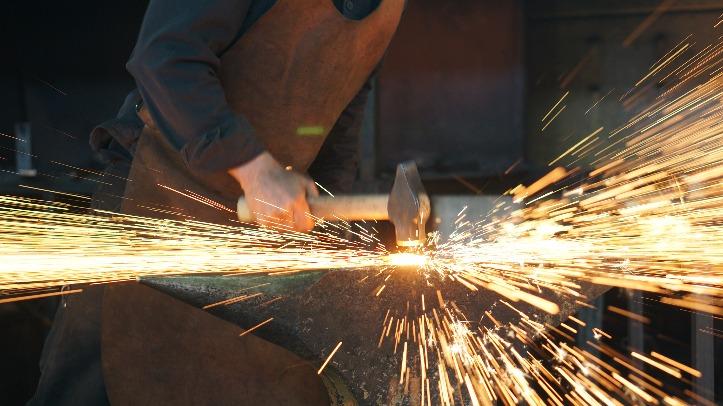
[0,2,146,404]
[525,3,723,401]
[525,0,723,169]
[1,1,146,191]
[377,0,525,179]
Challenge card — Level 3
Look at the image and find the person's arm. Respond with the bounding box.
[308,72,376,194]
[127,0,263,171]
[89,90,144,163]
[128,0,316,231]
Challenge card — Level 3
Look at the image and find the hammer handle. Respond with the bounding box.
[237,195,390,222]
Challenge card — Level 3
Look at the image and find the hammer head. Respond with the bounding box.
[387,161,430,248]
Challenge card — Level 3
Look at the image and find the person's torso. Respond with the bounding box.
[219,0,402,172]
[122,0,404,223]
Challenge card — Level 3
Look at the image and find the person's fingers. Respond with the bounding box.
[255,209,275,228]
[292,198,314,232]
[245,199,257,222]
[275,204,295,229]
[305,178,320,198]
[255,201,293,229]
[255,213,275,228]
[246,172,317,232]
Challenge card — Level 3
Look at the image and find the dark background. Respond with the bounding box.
[1,0,722,404]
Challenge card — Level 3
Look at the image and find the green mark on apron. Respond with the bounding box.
[296,126,325,136]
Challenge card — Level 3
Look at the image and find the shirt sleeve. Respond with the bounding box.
[126,0,266,174]
[89,90,144,163]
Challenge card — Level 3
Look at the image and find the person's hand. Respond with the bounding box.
[228,152,318,232]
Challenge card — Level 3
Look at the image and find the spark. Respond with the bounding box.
[317,341,343,375]
[0,131,26,142]
[548,127,603,166]
[18,184,91,200]
[584,89,615,115]
[606,306,650,324]
[542,91,570,122]
[540,105,567,132]
[0,288,83,304]
[239,317,274,338]
[315,182,335,197]
[34,76,68,96]
[650,351,702,378]
[622,0,675,48]
[203,292,264,310]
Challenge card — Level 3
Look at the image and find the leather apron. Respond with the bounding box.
[121,0,404,223]
[102,0,403,404]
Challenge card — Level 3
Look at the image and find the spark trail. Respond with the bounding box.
[374,24,723,406]
[0,196,389,296]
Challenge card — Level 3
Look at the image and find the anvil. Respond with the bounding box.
[102,266,608,404]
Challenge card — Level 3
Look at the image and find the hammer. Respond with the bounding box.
[236,161,430,247]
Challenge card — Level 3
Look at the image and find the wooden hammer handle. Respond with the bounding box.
[237,195,390,222]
